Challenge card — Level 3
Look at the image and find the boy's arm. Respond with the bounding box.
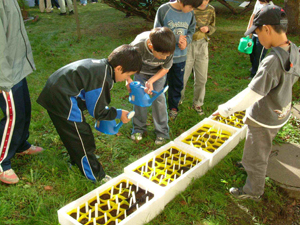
[215,87,263,117]
[153,7,164,28]
[145,68,169,93]
[207,9,216,36]
[0,6,12,92]
[186,12,196,44]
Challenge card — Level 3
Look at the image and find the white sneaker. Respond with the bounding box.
[102,175,112,183]
[131,133,142,141]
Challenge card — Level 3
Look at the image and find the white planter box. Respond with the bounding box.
[208,111,248,140]
[58,173,165,225]
[174,118,240,169]
[124,141,209,206]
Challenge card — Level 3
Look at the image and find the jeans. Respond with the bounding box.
[166,61,186,111]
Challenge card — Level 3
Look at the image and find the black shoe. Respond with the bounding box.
[69,10,74,15]
[59,12,67,16]
[235,161,245,170]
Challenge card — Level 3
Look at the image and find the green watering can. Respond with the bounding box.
[238,36,254,54]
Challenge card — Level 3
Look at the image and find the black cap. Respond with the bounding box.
[245,5,287,36]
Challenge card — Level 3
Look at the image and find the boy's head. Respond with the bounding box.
[177,0,203,13]
[199,0,209,8]
[148,27,176,60]
[245,5,288,49]
[108,45,142,82]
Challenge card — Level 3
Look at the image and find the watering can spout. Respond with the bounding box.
[148,85,169,105]
[129,81,169,107]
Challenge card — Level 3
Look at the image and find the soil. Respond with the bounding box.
[226,196,300,225]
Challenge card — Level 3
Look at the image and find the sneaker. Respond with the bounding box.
[69,10,74,15]
[102,175,112,183]
[17,145,44,156]
[59,12,67,16]
[192,104,204,115]
[131,133,142,141]
[0,169,19,184]
[235,161,245,170]
[155,137,165,145]
[179,100,183,105]
[169,108,178,120]
[229,187,261,201]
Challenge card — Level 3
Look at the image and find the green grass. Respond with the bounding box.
[0,1,299,225]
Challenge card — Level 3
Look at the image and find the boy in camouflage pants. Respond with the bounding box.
[181,0,216,115]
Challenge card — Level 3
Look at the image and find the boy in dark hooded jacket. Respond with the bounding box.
[214,5,300,200]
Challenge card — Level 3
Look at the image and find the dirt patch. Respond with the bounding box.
[225,195,300,225]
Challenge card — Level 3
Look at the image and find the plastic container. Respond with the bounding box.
[58,174,165,225]
[174,118,240,169]
[238,36,254,54]
[208,111,247,140]
[124,141,209,205]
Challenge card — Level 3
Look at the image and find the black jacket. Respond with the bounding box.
[37,59,121,122]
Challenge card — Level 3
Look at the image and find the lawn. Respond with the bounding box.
[0,1,299,225]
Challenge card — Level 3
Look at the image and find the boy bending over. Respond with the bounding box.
[37,45,142,182]
[130,27,176,145]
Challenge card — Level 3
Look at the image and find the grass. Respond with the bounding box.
[0,1,299,224]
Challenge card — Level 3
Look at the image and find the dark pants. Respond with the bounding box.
[250,36,268,77]
[0,79,31,172]
[166,61,186,111]
[48,111,105,181]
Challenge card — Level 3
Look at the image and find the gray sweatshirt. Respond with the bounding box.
[0,0,36,92]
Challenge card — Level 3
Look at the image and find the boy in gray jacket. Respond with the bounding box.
[214,5,299,200]
[130,27,176,145]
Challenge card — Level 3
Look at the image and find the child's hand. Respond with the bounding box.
[121,110,131,124]
[178,40,187,50]
[200,26,209,33]
[126,78,133,93]
[178,35,187,50]
[179,35,187,43]
[144,81,153,95]
[212,111,220,116]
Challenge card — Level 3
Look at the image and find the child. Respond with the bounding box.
[214,5,299,200]
[247,0,274,78]
[0,0,43,185]
[181,0,216,115]
[154,0,202,120]
[37,45,142,182]
[129,27,176,145]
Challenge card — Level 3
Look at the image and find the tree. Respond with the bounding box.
[284,0,300,34]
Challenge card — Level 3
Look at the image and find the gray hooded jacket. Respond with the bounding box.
[248,42,300,127]
[0,0,36,92]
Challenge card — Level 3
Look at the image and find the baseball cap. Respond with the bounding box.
[245,5,287,36]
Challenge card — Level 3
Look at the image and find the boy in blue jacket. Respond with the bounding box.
[37,45,142,182]
[154,0,203,119]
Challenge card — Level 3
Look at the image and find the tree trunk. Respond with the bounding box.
[284,0,300,34]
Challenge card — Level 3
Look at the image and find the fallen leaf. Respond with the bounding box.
[116,132,122,137]
[180,200,187,205]
[44,186,53,191]
[213,81,219,86]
